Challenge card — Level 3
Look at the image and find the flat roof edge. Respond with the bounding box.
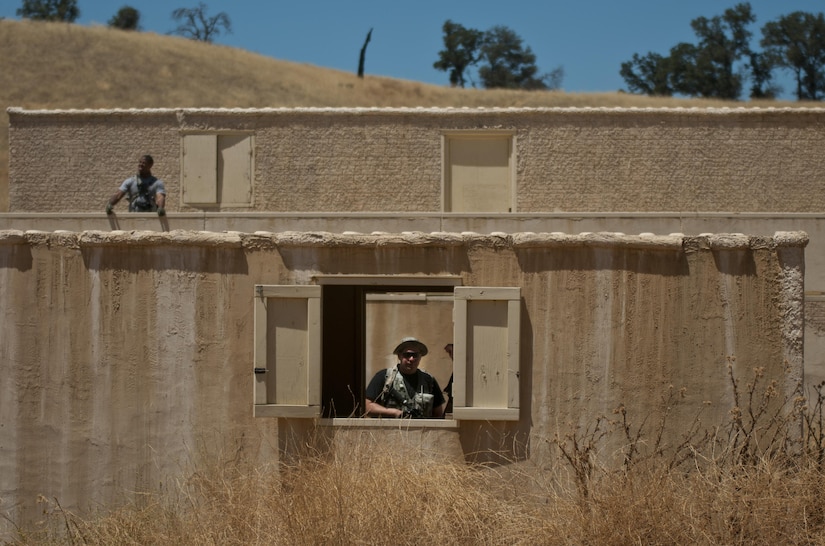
[8,106,825,116]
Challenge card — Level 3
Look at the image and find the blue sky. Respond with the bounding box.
[2,0,823,100]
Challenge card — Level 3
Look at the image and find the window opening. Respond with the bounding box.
[322,285,454,418]
[253,278,520,423]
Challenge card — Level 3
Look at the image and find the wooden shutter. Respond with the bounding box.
[446,135,512,213]
[182,134,218,204]
[253,285,322,418]
[218,134,252,205]
[452,286,520,420]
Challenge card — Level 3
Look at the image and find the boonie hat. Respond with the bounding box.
[393,337,428,356]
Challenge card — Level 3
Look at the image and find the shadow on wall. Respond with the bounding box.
[459,422,531,465]
[516,246,690,276]
[0,242,33,272]
[81,246,249,275]
[276,245,474,276]
[712,249,757,276]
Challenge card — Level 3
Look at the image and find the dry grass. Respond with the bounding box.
[0,18,818,211]
[10,442,546,546]
[9,367,825,545]
[10,438,825,545]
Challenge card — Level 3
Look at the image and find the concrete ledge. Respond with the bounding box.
[321,418,460,429]
[0,212,823,237]
[0,227,807,252]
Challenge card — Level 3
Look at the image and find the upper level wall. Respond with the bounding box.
[9,107,825,213]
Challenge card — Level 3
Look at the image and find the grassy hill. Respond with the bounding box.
[0,18,808,212]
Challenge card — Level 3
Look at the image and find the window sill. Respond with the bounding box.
[320,417,460,429]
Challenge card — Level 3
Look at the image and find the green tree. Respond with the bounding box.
[748,51,779,99]
[619,52,675,96]
[687,2,756,99]
[171,2,231,43]
[478,25,560,90]
[433,20,483,88]
[620,3,758,100]
[761,11,825,101]
[16,0,79,22]
[109,5,141,31]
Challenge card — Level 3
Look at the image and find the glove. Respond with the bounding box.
[157,207,166,217]
[105,203,113,215]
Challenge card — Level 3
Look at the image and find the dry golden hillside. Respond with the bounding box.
[0,18,809,211]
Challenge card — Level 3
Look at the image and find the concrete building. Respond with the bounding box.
[0,106,819,530]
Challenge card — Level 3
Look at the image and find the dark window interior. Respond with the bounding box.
[320,285,453,418]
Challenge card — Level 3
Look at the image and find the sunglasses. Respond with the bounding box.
[402,351,420,359]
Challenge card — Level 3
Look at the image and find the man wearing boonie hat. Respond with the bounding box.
[365,337,447,418]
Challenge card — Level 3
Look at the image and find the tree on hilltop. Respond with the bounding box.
[689,2,756,99]
[171,2,231,43]
[619,52,675,96]
[434,21,563,90]
[433,20,483,88]
[479,25,562,90]
[109,6,141,31]
[761,11,825,100]
[17,0,79,22]
[620,2,780,100]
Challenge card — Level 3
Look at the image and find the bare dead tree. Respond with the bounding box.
[171,2,231,43]
[358,28,373,78]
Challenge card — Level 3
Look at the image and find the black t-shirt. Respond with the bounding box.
[366,366,446,409]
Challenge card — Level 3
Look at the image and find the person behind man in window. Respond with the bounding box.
[443,343,454,415]
[365,337,447,418]
[105,154,167,216]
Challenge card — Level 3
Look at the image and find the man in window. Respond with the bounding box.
[365,337,447,418]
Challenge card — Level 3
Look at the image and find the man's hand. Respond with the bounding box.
[157,207,166,217]
[105,203,113,215]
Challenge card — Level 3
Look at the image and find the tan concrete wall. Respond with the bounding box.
[0,229,805,530]
[9,107,825,213]
[9,110,181,212]
[4,210,825,385]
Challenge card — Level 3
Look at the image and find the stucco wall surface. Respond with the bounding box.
[9,110,180,213]
[0,228,805,531]
[6,211,825,386]
[9,107,825,213]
